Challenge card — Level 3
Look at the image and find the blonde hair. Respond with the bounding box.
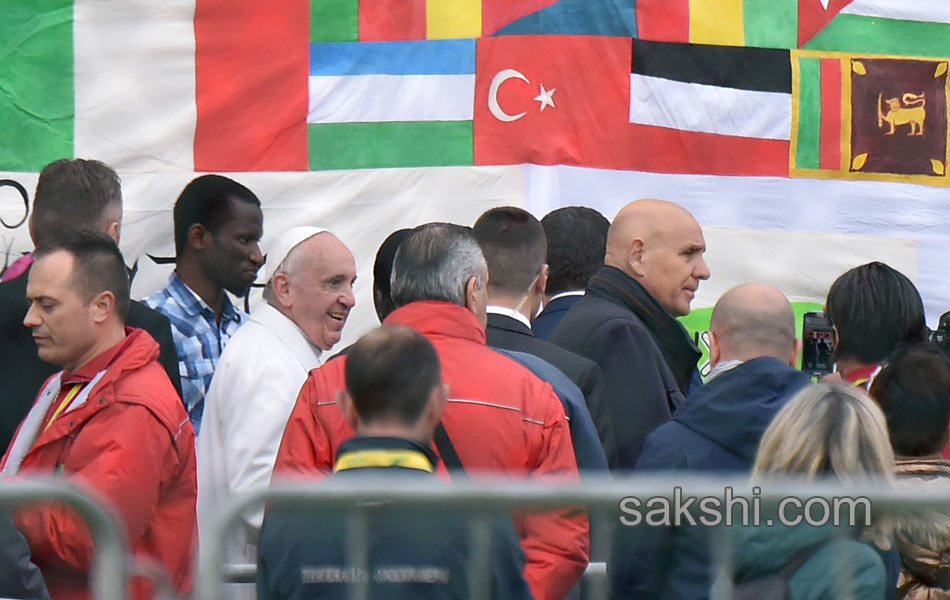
[754,382,896,481]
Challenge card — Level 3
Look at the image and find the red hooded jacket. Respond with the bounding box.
[273,301,589,600]
[1,328,197,600]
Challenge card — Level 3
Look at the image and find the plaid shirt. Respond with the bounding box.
[144,272,246,435]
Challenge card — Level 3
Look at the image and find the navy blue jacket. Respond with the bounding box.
[496,348,608,472]
[0,506,48,599]
[257,437,533,600]
[611,358,811,600]
[532,295,582,341]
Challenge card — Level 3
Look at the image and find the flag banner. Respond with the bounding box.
[630,41,791,140]
[474,35,633,169]
[626,40,790,175]
[791,50,950,184]
[9,0,950,353]
[805,0,950,57]
[308,40,475,169]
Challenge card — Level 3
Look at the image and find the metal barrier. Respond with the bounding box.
[200,473,950,600]
[0,477,129,600]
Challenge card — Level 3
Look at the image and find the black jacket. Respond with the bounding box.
[548,266,701,469]
[0,269,182,453]
[0,507,48,599]
[257,437,533,600]
[487,312,618,467]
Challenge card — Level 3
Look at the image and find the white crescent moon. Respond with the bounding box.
[488,69,530,122]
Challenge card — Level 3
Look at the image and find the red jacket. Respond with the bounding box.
[1,328,197,600]
[274,301,589,600]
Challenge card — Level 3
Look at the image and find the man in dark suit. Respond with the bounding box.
[0,159,181,452]
[532,207,610,340]
[473,207,617,467]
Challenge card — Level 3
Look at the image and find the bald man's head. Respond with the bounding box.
[605,199,710,316]
[709,283,799,366]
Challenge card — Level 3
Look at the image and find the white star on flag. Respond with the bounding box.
[819,0,831,8]
[534,83,556,111]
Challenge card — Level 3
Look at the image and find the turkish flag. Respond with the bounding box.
[474,35,633,169]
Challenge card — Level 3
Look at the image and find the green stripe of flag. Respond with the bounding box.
[743,0,798,49]
[311,0,358,42]
[805,14,950,58]
[795,57,821,170]
[0,0,73,172]
[308,122,474,170]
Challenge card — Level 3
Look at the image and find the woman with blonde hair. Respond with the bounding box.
[723,382,898,599]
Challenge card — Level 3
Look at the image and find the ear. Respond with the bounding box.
[271,273,294,309]
[188,223,211,252]
[90,290,116,325]
[338,388,359,431]
[707,330,721,367]
[536,264,549,295]
[789,338,803,368]
[464,276,479,314]
[424,383,449,431]
[104,220,121,243]
[628,238,646,277]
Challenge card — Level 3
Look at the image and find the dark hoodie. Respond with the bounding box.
[610,357,810,600]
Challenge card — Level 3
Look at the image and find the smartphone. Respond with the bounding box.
[801,311,835,379]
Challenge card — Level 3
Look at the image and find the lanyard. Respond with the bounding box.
[43,383,84,432]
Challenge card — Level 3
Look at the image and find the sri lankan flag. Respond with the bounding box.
[791,50,950,184]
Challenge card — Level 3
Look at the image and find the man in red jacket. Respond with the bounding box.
[2,231,196,600]
[274,223,589,600]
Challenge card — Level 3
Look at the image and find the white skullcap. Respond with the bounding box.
[263,226,328,283]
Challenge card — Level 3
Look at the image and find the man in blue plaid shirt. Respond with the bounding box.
[145,175,264,434]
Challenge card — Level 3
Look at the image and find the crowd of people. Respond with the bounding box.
[0,157,949,600]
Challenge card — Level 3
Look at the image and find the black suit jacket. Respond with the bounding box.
[486,312,618,467]
[0,269,182,453]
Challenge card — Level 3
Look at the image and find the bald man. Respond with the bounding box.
[549,199,710,468]
[612,283,811,600]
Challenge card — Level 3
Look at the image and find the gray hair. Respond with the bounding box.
[391,223,488,308]
[263,238,309,303]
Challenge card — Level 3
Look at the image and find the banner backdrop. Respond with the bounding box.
[0,0,945,352]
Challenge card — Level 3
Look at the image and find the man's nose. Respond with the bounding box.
[340,285,356,308]
[249,243,264,266]
[23,304,40,328]
[695,256,711,280]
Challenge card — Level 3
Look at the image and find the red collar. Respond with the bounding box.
[843,363,882,388]
[384,301,487,345]
[62,328,139,384]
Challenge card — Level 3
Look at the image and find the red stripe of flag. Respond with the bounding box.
[819,58,842,171]
[482,0,559,36]
[624,124,790,176]
[194,0,308,171]
[636,0,689,43]
[359,0,426,41]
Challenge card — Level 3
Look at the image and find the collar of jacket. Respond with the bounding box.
[587,265,701,394]
[334,436,440,473]
[385,301,486,346]
[25,327,176,444]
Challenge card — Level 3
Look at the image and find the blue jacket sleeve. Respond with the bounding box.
[0,506,49,600]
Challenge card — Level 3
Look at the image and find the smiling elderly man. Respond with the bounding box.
[549,199,710,468]
[196,226,357,597]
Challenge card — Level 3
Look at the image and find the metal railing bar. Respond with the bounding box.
[0,478,128,600]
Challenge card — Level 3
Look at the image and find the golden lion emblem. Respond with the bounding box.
[878,92,926,136]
